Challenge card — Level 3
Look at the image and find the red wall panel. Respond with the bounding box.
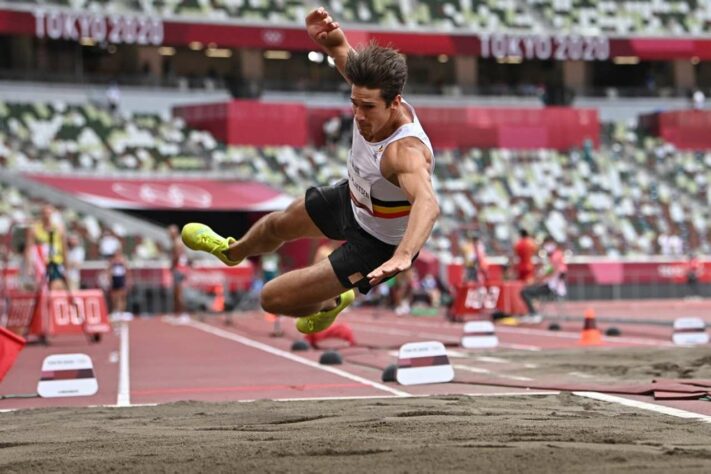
[176,100,309,146]
[647,110,711,150]
[178,101,599,150]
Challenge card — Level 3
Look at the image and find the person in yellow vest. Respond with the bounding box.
[24,204,68,290]
[461,232,489,284]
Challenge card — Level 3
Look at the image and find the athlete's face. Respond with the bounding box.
[350,85,401,142]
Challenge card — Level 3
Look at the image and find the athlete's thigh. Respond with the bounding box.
[262,258,347,309]
[273,197,325,240]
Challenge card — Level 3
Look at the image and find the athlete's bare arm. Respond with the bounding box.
[306,7,353,83]
[367,137,440,285]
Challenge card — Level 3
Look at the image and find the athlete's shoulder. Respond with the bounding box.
[383,136,430,162]
[380,136,433,180]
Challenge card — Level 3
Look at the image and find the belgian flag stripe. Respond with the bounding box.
[350,192,411,219]
[372,203,411,212]
[372,208,411,218]
[371,196,411,207]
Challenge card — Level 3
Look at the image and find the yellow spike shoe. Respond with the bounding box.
[295,289,356,334]
[181,223,241,266]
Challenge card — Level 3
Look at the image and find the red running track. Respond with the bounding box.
[1,302,710,419]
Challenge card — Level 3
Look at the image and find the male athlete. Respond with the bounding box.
[182,7,439,334]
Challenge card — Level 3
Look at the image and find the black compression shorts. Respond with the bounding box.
[304,179,402,295]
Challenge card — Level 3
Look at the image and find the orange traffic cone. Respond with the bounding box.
[579,308,602,346]
[212,284,225,312]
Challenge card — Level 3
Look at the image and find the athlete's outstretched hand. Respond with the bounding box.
[367,254,412,286]
[306,7,345,48]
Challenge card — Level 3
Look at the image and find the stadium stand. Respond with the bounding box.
[528,0,710,35]
[0,181,161,263]
[2,99,709,259]
[440,144,710,257]
[0,100,221,171]
[8,0,711,33]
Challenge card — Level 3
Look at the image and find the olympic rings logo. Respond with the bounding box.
[111,182,213,208]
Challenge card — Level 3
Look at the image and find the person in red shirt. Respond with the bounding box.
[519,237,567,323]
[687,253,702,297]
[513,229,537,283]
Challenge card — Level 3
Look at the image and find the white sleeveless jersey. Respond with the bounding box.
[347,101,434,245]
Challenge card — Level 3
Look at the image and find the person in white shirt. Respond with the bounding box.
[181,7,439,335]
[693,89,705,110]
[65,234,85,291]
[99,229,121,260]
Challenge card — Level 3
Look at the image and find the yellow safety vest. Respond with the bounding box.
[32,223,64,264]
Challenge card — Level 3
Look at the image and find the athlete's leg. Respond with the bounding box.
[225,197,324,262]
[260,257,347,317]
[182,197,325,266]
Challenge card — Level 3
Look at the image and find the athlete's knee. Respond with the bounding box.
[260,280,290,314]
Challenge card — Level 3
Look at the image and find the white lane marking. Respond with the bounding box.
[573,391,711,423]
[475,357,510,364]
[186,320,411,397]
[116,321,131,407]
[453,364,533,382]
[497,326,676,347]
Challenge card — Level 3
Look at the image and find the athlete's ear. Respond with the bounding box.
[389,94,402,110]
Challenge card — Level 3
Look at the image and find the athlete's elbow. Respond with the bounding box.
[427,197,440,221]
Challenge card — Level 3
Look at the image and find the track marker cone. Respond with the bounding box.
[579,308,603,346]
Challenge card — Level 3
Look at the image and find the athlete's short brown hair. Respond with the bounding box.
[345,42,407,105]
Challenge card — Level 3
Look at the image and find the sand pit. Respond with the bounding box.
[2,347,711,472]
[2,394,711,473]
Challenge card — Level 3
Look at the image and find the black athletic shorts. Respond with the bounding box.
[305,179,401,295]
[47,262,65,283]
